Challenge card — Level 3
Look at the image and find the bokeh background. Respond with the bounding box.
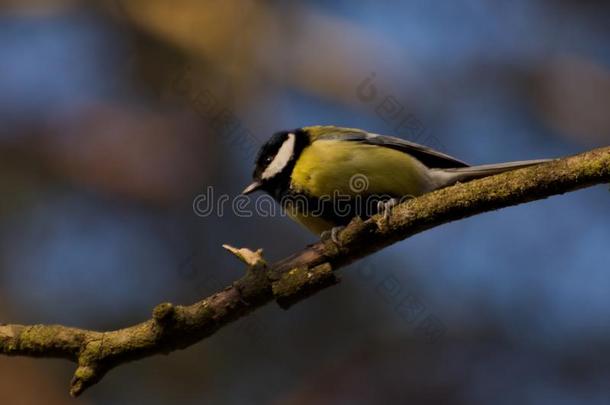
[1,1,609,404]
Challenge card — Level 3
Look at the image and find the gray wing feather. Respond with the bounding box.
[429,159,553,189]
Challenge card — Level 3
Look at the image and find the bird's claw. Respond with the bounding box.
[377,198,399,220]
[321,226,346,247]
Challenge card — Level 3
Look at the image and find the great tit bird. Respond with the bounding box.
[242,126,550,236]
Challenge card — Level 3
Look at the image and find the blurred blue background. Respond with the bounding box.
[0,1,609,404]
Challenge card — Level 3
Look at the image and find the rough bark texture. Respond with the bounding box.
[1,146,609,397]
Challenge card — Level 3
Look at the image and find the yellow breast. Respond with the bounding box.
[291,139,431,198]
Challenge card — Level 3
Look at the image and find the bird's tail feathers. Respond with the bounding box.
[429,159,552,190]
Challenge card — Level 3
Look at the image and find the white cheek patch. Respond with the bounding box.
[262,133,296,179]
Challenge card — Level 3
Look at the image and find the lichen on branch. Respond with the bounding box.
[1,146,609,397]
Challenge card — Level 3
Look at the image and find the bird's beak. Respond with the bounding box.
[242,181,263,195]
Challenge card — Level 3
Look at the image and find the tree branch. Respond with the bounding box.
[1,147,609,397]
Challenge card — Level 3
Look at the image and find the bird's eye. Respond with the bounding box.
[265,156,273,163]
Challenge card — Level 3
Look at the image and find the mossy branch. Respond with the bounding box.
[1,146,609,397]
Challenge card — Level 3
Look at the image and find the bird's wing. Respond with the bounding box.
[304,126,469,169]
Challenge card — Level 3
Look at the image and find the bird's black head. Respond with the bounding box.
[242,129,309,197]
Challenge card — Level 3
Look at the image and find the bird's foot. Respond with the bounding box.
[377,198,399,220]
[320,226,346,247]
